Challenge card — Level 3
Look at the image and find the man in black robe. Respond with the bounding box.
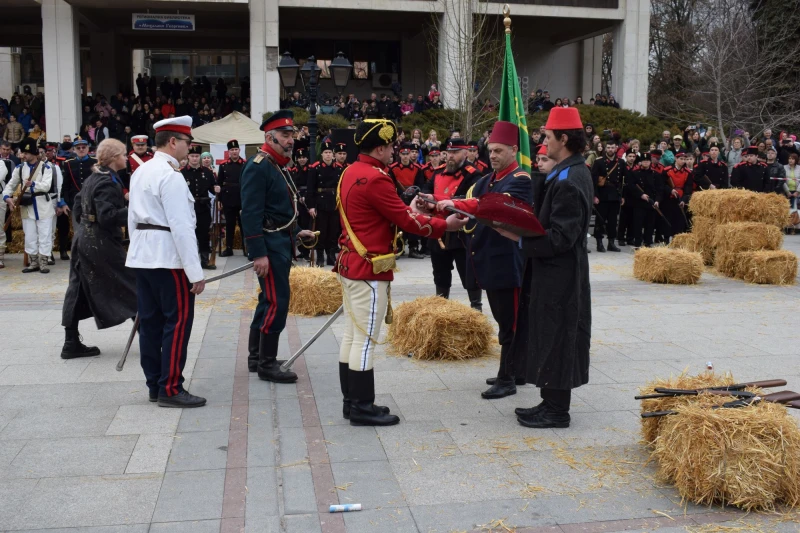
[494,107,592,429]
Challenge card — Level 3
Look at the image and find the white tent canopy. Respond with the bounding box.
[190,111,264,146]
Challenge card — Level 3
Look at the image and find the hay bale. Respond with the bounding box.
[233,226,243,250]
[733,250,798,285]
[667,233,699,252]
[652,401,800,511]
[691,216,717,265]
[7,230,25,254]
[288,266,342,317]
[9,207,22,230]
[691,189,788,227]
[713,222,782,255]
[639,371,736,445]
[633,247,703,284]
[387,296,495,361]
[713,251,739,277]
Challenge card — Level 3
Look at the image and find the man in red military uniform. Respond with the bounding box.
[662,150,694,239]
[421,148,444,182]
[422,138,483,309]
[336,119,466,426]
[388,143,426,258]
[467,140,489,174]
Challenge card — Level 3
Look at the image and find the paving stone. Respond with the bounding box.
[247,425,277,467]
[343,507,419,533]
[0,406,117,440]
[166,429,229,471]
[244,516,281,533]
[248,377,276,401]
[105,404,181,436]
[6,474,161,530]
[126,434,174,474]
[149,519,221,533]
[88,381,153,406]
[391,390,503,421]
[438,417,563,455]
[6,525,150,533]
[331,460,405,509]
[284,513,322,533]
[152,469,225,522]
[249,400,274,428]
[178,404,232,432]
[276,396,303,428]
[192,357,237,378]
[245,466,279,519]
[281,465,317,515]
[374,370,448,394]
[0,362,91,386]
[198,342,239,358]
[4,435,137,478]
[552,410,641,448]
[0,477,38,528]
[187,377,234,404]
[0,383,100,410]
[409,498,555,532]
[278,426,309,466]
[323,424,387,463]
[376,420,461,461]
[392,454,526,506]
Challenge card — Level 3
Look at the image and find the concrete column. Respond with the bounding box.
[41,0,81,140]
[581,36,603,102]
[437,0,472,109]
[90,33,117,97]
[0,48,20,97]
[249,0,280,122]
[611,0,650,114]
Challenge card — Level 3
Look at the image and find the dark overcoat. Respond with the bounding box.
[62,168,137,330]
[519,153,592,389]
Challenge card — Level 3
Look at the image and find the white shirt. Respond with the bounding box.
[126,151,204,283]
[2,160,55,221]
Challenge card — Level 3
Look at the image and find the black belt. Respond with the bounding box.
[137,223,171,232]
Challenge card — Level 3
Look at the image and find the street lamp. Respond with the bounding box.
[329,51,353,96]
[277,51,299,91]
[300,56,322,163]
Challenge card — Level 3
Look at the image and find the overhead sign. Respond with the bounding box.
[132,14,195,31]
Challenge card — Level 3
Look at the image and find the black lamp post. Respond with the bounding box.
[299,56,321,163]
[329,51,354,97]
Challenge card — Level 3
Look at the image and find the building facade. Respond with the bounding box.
[0,0,649,141]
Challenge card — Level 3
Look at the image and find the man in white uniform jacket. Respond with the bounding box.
[2,137,55,273]
[126,116,207,408]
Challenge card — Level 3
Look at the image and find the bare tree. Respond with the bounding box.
[601,33,613,97]
[650,0,800,142]
[427,0,504,138]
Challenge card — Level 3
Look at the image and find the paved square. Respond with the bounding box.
[1,243,800,532]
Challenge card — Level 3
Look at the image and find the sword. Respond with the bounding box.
[280,305,344,372]
[116,261,255,371]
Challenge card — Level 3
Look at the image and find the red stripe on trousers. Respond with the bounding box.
[174,272,190,395]
[512,287,520,333]
[260,269,278,333]
[168,270,186,396]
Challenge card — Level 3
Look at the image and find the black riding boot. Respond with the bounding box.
[435,286,450,299]
[61,328,101,359]
[467,289,483,312]
[341,362,389,420]
[348,369,399,426]
[200,252,216,270]
[257,332,297,383]
[247,328,260,372]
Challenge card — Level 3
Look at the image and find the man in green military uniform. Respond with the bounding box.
[240,109,315,383]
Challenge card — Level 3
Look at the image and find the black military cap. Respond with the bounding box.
[294,148,308,159]
[60,142,73,151]
[227,139,239,150]
[468,140,479,149]
[650,149,663,156]
[445,138,469,151]
[189,145,203,155]
[399,143,412,154]
[334,142,347,154]
[708,142,722,150]
[260,109,295,132]
[354,119,398,151]
[20,138,38,155]
[746,146,759,155]
[320,141,334,153]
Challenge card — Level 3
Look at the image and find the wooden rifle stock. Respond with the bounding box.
[209,198,219,267]
[635,379,788,400]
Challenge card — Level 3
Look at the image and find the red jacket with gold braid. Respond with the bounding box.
[337,154,447,281]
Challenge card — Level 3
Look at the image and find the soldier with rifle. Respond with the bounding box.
[218,139,246,256]
[290,147,313,261]
[626,151,665,249]
[58,138,96,260]
[590,139,624,252]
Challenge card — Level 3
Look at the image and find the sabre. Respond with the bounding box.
[279,305,344,372]
[405,187,475,219]
[116,261,255,371]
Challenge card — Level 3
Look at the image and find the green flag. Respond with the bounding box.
[498,32,531,173]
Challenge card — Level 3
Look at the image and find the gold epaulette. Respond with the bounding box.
[253,155,264,164]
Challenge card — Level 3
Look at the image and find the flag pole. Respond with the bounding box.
[503,4,512,34]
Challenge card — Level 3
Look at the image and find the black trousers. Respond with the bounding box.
[223,206,243,250]
[593,201,621,241]
[315,208,341,253]
[631,206,656,247]
[487,288,524,381]
[56,212,71,252]
[617,202,634,243]
[429,245,473,290]
[135,268,195,398]
[195,207,211,253]
[541,388,571,414]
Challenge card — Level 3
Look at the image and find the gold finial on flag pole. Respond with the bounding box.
[503,4,512,34]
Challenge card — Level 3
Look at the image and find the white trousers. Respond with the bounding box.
[0,200,6,251]
[339,276,390,371]
[21,216,54,256]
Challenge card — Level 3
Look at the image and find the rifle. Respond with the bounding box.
[635,379,787,400]
[4,182,28,266]
[209,198,220,267]
[634,183,671,228]
[641,390,800,418]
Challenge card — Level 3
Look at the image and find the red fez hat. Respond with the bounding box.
[487,121,519,146]
[537,145,547,155]
[544,107,583,130]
